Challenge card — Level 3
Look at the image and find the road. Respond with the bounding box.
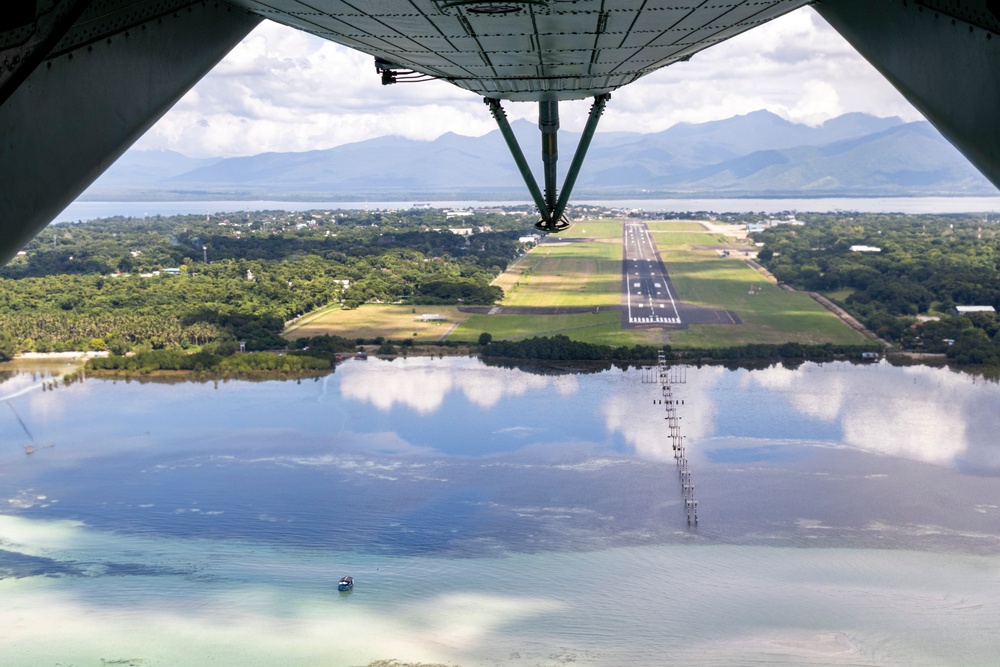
[622,222,682,325]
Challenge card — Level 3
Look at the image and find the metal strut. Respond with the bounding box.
[486,94,610,233]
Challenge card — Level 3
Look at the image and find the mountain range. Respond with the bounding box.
[82,110,998,200]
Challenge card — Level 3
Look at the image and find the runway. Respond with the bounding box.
[622,222,682,325]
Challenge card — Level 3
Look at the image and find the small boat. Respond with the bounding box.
[338,576,354,591]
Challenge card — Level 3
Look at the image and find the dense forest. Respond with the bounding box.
[755,213,1000,364]
[0,208,529,358]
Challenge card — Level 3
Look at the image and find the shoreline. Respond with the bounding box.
[15,351,110,360]
[5,345,995,383]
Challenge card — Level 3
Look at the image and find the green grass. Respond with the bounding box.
[648,231,723,246]
[564,220,622,239]
[645,221,709,232]
[450,219,666,347]
[283,305,469,342]
[824,288,856,302]
[661,248,868,347]
[283,302,342,336]
[453,310,663,347]
[502,238,622,308]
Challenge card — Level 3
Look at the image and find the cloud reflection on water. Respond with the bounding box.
[339,357,578,413]
[741,362,1000,471]
[0,514,567,666]
[602,365,723,463]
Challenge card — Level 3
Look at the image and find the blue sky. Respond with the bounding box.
[134,6,924,158]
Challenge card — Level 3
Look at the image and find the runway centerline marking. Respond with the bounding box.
[623,221,682,326]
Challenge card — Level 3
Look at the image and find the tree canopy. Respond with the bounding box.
[0,208,528,354]
[756,212,1000,364]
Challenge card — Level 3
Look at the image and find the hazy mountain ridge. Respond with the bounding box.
[83,111,998,199]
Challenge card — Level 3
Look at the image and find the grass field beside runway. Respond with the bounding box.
[647,231,725,246]
[644,221,710,232]
[451,309,660,347]
[282,305,470,343]
[500,224,623,309]
[659,248,868,347]
[565,220,623,239]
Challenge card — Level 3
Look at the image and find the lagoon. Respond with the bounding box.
[1,357,999,665]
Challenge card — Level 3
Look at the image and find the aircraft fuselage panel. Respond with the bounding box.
[0,2,261,265]
[816,0,1000,192]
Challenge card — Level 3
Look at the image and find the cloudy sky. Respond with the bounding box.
[135,5,925,158]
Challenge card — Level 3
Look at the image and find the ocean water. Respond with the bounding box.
[55,196,1000,222]
[1,357,999,665]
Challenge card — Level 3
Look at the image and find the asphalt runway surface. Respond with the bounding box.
[463,224,739,330]
[621,222,739,329]
[622,222,683,325]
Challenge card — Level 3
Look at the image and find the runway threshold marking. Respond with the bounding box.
[624,222,682,325]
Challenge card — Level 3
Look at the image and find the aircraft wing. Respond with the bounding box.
[1,0,999,262]
[223,0,809,101]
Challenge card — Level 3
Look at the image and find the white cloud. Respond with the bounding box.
[134,6,924,157]
[602,7,921,134]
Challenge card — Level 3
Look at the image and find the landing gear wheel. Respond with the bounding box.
[534,216,571,233]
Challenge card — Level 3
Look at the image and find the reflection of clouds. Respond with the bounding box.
[0,515,563,665]
[340,357,577,413]
[0,515,87,554]
[406,593,562,647]
[742,363,1000,469]
[325,430,434,456]
[0,366,92,430]
[741,365,849,422]
[229,446,447,481]
[26,385,74,424]
[844,392,962,464]
[0,584,561,665]
[493,426,546,439]
[602,365,723,462]
[603,394,673,462]
[0,360,88,427]
[0,377,44,401]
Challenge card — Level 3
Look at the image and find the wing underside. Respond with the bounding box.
[0,0,999,262]
[226,0,809,101]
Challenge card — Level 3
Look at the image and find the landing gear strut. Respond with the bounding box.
[486,94,609,233]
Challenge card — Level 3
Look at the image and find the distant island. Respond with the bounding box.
[83,110,998,201]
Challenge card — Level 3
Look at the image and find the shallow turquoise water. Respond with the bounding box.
[2,357,999,665]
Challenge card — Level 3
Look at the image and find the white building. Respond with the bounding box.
[956,306,996,314]
[850,245,882,253]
